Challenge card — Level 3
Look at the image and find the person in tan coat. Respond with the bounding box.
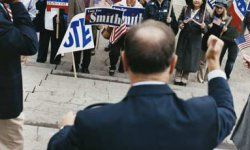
[67,0,97,73]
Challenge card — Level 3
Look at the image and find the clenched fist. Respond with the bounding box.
[58,111,76,129]
[206,35,224,72]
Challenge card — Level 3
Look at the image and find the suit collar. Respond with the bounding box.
[126,84,174,98]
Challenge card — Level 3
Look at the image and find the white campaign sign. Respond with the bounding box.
[57,13,94,55]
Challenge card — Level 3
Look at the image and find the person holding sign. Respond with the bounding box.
[36,0,67,65]
[219,0,243,80]
[197,0,229,83]
[108,0,143,76]
[174,0,209,86]
[143,0,178,34]
[68,0,96,73]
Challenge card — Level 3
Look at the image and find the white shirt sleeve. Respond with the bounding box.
[207,69,227,81]
[28,0,37,21]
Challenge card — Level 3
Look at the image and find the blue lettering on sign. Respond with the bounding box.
[64,18,92,48]
[79,18,92,48]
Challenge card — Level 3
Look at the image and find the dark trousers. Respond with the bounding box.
[73,50,92,70]
[73,27,98,70]
[220,40,239,79]
[37,29,61,64]
[109,37,124,72]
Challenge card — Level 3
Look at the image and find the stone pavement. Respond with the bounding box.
[20,0,250,149]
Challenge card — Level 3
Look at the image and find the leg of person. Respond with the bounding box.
[71,51,81,72]
[118,58,124,73]
[50,29,61,64]
[174,69,183,85]
[109,42,121,76]
[0,113,24,150]
[197,50,207,83]
[224,41,239,79]
[182,71,189,86]
[37,29,51,63]
[104,43,111,52]
[91,26,97,56]
[81,49,92,74]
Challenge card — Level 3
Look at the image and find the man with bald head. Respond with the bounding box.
[48,20,236,150]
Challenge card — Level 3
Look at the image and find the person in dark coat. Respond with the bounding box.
[197,0,229,83]
[36,0,67,65]
[219,19,241,79]
[0,0,38,149]
[143,0,179,34]
[108,0,143,76]
[67,0,97,73]
[47,20,236,150]
[174,0,209,85]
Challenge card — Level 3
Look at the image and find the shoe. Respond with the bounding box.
[181,72,189,86]
[174,70,182,85]
[104,47,110,52]
[36,60,46,63]
[109,68,115,76]
[81,68,90,74]
[174,76,182,85]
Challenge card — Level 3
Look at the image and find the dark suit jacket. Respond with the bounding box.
[48,77,236,150]
[0,2,38,119]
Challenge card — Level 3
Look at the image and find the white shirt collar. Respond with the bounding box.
[132,81,166,87]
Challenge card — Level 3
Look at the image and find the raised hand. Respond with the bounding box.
[206,35,224,72]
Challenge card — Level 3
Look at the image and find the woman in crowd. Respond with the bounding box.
[174,0,209,86]
[197,0,228,83]
[219,0,242,80]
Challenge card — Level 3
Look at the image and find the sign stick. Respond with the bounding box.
[56,10,60,39]
[167,0,173,19]
[96,30,101,51]
[202,0,208,23]
[71,52,77,78]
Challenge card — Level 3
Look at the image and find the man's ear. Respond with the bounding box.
[121,51,129,72]
[169,55,177,74]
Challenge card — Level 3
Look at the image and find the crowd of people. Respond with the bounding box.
[31,0,250,86]
[1,0,250,149]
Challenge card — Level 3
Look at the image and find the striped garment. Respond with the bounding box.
[109,22,127,44]
[235,34,250,51]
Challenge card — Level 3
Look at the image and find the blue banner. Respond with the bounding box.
[112,6,145,27]
[85,8,124,27]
